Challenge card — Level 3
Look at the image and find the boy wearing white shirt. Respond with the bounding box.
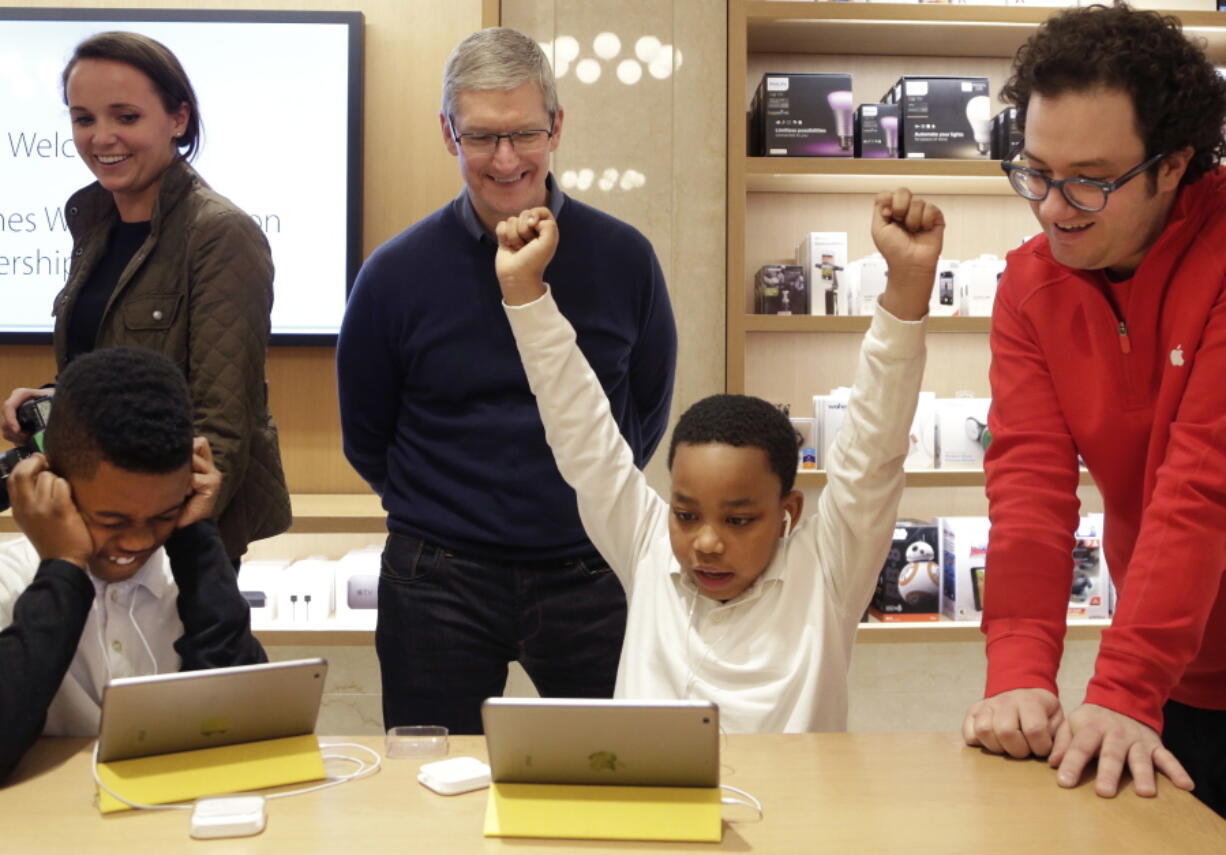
[493,189,942,732]
[0,348,265,780]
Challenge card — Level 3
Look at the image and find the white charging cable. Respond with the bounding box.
[720,783,764,821]
[90,741,382,811]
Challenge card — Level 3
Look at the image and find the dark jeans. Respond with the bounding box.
[1163,698,1226,819]
[376,532,628,734]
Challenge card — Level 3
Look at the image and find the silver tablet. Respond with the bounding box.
[481,697,719,788]
[97,657,327,763]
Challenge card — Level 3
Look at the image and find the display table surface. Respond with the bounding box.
[2,732,1221,853]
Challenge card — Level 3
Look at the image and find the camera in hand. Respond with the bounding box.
[0,396,53,513]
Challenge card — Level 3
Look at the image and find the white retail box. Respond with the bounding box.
[334,545,381,628]
[956,254,1005,317]
[812,388,851,467]
[237,559,290,622]
[934,397,991,469]
[279,557,336,626]
[797,232,849,315]
[905,391,936,470]
[849,253,888,316]
[940,516,991,622]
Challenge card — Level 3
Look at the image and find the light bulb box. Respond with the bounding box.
[934,397,992,469]
[1070,514,1111,620]
[855,103,901,158]
[882,75,991,159]
[754,264,808,314]
[797,232,849,315]
[751,72,855,157]
[991,106,1022,160]
[870,520,942,622]
[940,516,991,622]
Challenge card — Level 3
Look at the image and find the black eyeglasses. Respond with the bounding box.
[448,116,555,155]
[1000,152,1166,213]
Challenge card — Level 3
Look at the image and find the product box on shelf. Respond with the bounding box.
[855,103,901,158]
[754,264,808,314]
[238,559,290,623]
[991,106,1022,160]
[934,397,992,469]
[940,516,991,622]
[847,253,888,315]
[929,258,961,317]
[882,75,992,159]
[870,519,942,622]
[956,254,1005,317]
[1070,514,1111,619]
[751,72,855,157]
[334,546,381,628]
[797,232,849,315]
[812,388,851,468]
[279,557,336,626]
[790,417,819,471]
[905,391,937,471]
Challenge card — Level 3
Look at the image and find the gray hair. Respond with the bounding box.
[441,27,559,120]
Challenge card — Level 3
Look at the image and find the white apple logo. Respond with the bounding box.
[1170,345,1185,367]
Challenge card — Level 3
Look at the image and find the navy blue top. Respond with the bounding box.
[336,178,677,560]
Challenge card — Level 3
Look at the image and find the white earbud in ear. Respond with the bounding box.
[782,509,793,537]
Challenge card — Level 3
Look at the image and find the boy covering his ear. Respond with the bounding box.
[494,189,942,732]
[0,348,266,781]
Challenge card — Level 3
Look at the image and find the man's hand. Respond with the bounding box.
[494,207,557,306]
[1049,702,1194,798]
[963,688,1065,758]
[2,388,51,445]
[7,453,92,570]
[176,437,222,529]
[871,188,945,321]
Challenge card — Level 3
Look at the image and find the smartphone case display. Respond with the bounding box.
[750,72,855,157]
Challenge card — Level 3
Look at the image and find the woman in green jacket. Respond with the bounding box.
[2,31,290,561]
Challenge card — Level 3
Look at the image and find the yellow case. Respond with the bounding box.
[96,734,325,814]
[484,782,722,843]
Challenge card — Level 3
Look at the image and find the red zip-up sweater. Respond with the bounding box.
[983,169,1226,733]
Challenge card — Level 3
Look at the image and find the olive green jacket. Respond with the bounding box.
[53,159,291,557]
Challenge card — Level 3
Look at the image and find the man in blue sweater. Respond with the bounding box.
[336,27,677,734]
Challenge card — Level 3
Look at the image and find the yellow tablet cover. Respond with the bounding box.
[484,782,722,843]
[96,733,325,813]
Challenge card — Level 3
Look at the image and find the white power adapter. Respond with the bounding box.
[189,795,267,839]
[416,757,491,796]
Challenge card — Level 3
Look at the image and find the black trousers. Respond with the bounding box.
[375,532,627,734]
[1163,698,1226,819]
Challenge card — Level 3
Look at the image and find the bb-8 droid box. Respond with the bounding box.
[869,519,941,622]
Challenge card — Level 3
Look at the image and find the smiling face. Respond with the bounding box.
[668,442,803,601]
[66,58,188,223]
[1021,87,1190,278]
[68,460,191,582]
[441,82,562,233]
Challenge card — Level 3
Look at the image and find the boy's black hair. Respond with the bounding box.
[1001,3,1226,186]
[44,348,194,479]
[667,394,798,495]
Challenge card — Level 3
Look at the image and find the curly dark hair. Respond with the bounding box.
[668,394,798,495]
[1001,3,1226,185]
[45,348,194,479]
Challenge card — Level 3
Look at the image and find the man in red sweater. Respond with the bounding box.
[962,5,1226,818]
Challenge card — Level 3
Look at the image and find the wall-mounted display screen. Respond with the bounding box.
[0,9,363,344]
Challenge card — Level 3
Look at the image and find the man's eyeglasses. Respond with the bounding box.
[448,116,555,156]
[1000,152,1166,213]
